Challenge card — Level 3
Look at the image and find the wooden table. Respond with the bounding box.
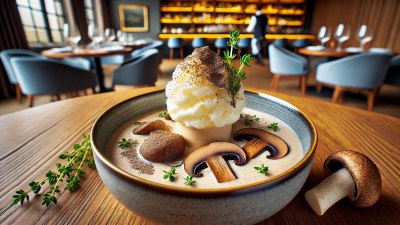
[298,47,360,58]
[1,87,399,225]
[42,47,133,92]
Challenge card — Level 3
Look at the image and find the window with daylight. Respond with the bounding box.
[84,0,96,26]
[16,0,67,44]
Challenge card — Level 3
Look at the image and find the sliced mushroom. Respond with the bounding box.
[183,142,247,183]
[304,150,382,215]
[233,128,289,159]
[139,130,185,163]
[132,119,170,135]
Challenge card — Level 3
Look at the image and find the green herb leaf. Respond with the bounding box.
[183,175,196,186]
[254,164,269,175]
[245,115,261,126]
[158,111,170,118]
[118,138,132,149]
[267,122,279,132]
[11,189,29,206]
[163,167,177,182]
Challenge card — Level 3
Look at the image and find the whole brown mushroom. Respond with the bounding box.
[305,150,382,215]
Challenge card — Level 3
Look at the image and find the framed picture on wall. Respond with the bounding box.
[119,4,149,32]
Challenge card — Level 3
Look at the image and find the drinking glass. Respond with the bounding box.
[88,23,103,48]
[104,28,116,42]
[317,26,330,47]
[116,30,127,44]
[63,23,81,50]
[357,24,373,49]
[334,24,350,50]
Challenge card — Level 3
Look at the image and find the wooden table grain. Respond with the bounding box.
[1,87,399,225]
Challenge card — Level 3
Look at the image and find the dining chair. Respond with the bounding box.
[214,38,229,56]
[10,57,97,107]
[316,53,392,111]
[272,38,288,48]
[384,56,400,86]
[192,38,207,49]
[268,44,309,96]
[130,40,164,76]
[0,49,42,101]
[112,49,159,88]
[167,38,184,59]
[237,38,251,56]
[290,38,311,50]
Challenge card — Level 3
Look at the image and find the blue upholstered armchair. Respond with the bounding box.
[1,49,92,101]
[112,49,159,88]
[268,44,308,96]
[10,57,97,107]
[384,56,400,86]
[316,53,392,110]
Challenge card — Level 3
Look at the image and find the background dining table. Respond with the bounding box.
[41,47,133,93]
[297,47,360,58]
[0,87,399,225]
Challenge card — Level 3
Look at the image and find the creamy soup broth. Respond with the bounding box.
[106,108,303,189]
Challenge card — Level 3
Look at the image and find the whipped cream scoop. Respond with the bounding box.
[166,46,245,129]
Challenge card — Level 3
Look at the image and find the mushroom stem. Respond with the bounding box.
[305,168,355,216]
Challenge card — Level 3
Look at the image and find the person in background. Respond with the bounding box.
[246,4,269,65]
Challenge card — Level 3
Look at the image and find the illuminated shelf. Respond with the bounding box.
[244,9,279,14]
[214,20,244,24]
[160,7,192,12]
[192,19,215,24]
[279,11,304,15]
[215,8,243,13]
[159,33,315,40]
[193,8,214,12]
[161,19,192,24]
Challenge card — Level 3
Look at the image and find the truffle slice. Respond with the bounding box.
[139,130,185,163]
[132,119,170,135]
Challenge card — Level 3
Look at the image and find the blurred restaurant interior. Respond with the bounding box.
[0,0,399,117]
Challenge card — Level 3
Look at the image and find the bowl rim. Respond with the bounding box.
[91,89,318,197]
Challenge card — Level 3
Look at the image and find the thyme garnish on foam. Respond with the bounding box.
[223,30,255,107]
[10,134,95,207]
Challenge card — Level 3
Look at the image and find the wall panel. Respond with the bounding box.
[312,0,400,52]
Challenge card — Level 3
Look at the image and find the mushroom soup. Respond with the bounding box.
[106,108,303,189]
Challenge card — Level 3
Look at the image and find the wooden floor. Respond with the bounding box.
[0,58,399,117]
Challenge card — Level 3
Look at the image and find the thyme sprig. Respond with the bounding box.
[10,134,95,207]
[223,30,255,107]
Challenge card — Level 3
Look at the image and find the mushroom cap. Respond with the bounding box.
[324,150,382,207]
[183,142,247,177]
[232,128,289,159]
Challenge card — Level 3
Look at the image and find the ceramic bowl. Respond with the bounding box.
[91,90,317,225]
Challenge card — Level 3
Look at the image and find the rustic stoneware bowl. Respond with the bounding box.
[91,90,317,225]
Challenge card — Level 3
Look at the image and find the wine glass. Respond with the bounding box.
[88,23,103,48]
[357,24,373,49]
[104,28,116,43]
[334,24,350,50]
[317,26,330,47]
[63,23,81,50]
[116,30,127,44]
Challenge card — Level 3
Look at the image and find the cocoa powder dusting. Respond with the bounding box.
[181,46,227,89]
[120,145,154,175]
